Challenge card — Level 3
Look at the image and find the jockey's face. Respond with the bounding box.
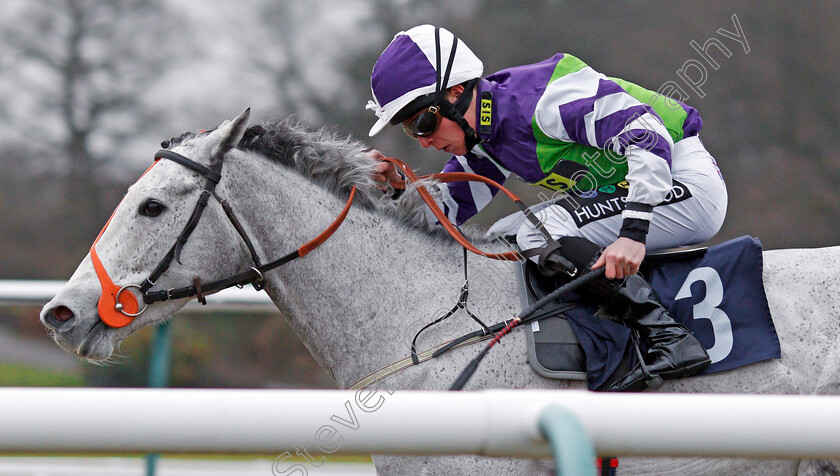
[413,85,474,156]
[416,115,468,156]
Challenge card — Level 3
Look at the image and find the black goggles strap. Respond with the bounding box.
[437,79,481,147]
[410,108,440,136]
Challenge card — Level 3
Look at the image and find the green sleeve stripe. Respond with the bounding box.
[548,54,589,84]
[611,78,688,143]
[544,55,688,143]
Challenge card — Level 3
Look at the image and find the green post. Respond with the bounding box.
[538,405,596,476]
[147,321,173,388]
[145,320,173,476]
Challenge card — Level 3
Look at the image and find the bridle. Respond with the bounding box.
[91,147,356,328]
[90,141,584,393]
[90,147,566,330]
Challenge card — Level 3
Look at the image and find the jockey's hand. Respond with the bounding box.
[368,149,401,191]
[591,237,646,280]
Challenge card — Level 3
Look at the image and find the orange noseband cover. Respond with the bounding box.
[89,162,158,328]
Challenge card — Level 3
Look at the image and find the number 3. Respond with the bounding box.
[674,267,733,364]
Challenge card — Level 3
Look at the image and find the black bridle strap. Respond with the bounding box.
[173,190,212,265]
[143,249,300,304]
[214,192,263,268]
[155,150,221,184]
[142,183,357,305]
[140,151,224,293]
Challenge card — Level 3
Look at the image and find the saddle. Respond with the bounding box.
[518,236,780,390]
[520,245,702,390]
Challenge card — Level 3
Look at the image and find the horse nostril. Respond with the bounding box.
[53,306,75,322]
[45,306,76,331]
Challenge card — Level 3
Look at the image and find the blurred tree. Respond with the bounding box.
[0,0,186,276]
[240,0,378,128]
[243,0,477,150]
[0,0,185,167]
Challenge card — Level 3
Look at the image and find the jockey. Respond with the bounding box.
[366,25,727,391]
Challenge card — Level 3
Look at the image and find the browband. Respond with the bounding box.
[155,149,222,184]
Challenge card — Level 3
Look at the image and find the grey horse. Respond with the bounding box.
[40,110,840,475]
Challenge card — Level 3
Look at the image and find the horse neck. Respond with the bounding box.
[221,152,512,388]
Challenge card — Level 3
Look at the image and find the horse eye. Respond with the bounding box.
[139,199,165,217]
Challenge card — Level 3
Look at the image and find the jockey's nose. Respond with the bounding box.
[418,136,434,148]
[42,305,77,332]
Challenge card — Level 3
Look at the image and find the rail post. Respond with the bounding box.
[539,405,596,476]
[144,321,173,476]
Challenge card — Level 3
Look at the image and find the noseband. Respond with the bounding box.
[91,148,356,328]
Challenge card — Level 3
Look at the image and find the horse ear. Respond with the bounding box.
[211,108,251,160]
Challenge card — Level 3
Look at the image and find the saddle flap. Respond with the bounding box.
[519,259,588,380]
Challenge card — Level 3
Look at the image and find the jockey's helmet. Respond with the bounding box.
[366,25,483,138]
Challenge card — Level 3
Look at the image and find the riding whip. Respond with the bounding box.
[449,267,606,391]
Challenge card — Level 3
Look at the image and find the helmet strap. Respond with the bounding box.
[437,78,482,150]
[433,27,458,106]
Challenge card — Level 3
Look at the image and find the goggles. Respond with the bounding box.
[402,105,441,139]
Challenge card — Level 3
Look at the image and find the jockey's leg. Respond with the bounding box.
[584,272,711,391]
[514,136,726,390]
[519,229,711,391]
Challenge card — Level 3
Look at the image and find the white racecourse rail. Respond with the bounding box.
[1,388,840,459]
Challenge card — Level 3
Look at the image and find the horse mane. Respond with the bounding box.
[227,118,491,246]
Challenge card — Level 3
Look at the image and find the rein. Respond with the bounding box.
[381,157,562,263]
[92,150,558,339]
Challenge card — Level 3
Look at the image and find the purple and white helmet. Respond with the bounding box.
[366,25,484,137]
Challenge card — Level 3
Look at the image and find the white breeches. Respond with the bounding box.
[513,136,728,252]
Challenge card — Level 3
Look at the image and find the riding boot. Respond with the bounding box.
[583,273,711,392]
[534,236,710,391]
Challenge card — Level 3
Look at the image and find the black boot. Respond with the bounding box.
[584,273,711,392]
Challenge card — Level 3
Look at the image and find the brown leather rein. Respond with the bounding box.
[93,153,536,328]
[381,156,552,262]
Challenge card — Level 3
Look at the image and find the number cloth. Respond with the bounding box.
[650,236,779,374]
[566,236,779,390]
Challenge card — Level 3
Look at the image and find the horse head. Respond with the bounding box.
[40,109,254,361]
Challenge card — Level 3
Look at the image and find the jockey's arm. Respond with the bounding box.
[369,148,510,228]
[535,74,675,278]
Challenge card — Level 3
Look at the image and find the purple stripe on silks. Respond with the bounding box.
[558,79,625,147]
[371,36,436,106]
[440,157,476,225]
[479,60,556,182]
[440,154,505,225]
[447,181,479,225]
[682,105,703,137]
[443,154,508,186]
[613,129,672,167]
[593,105,656,149]
[441,155,468,174]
